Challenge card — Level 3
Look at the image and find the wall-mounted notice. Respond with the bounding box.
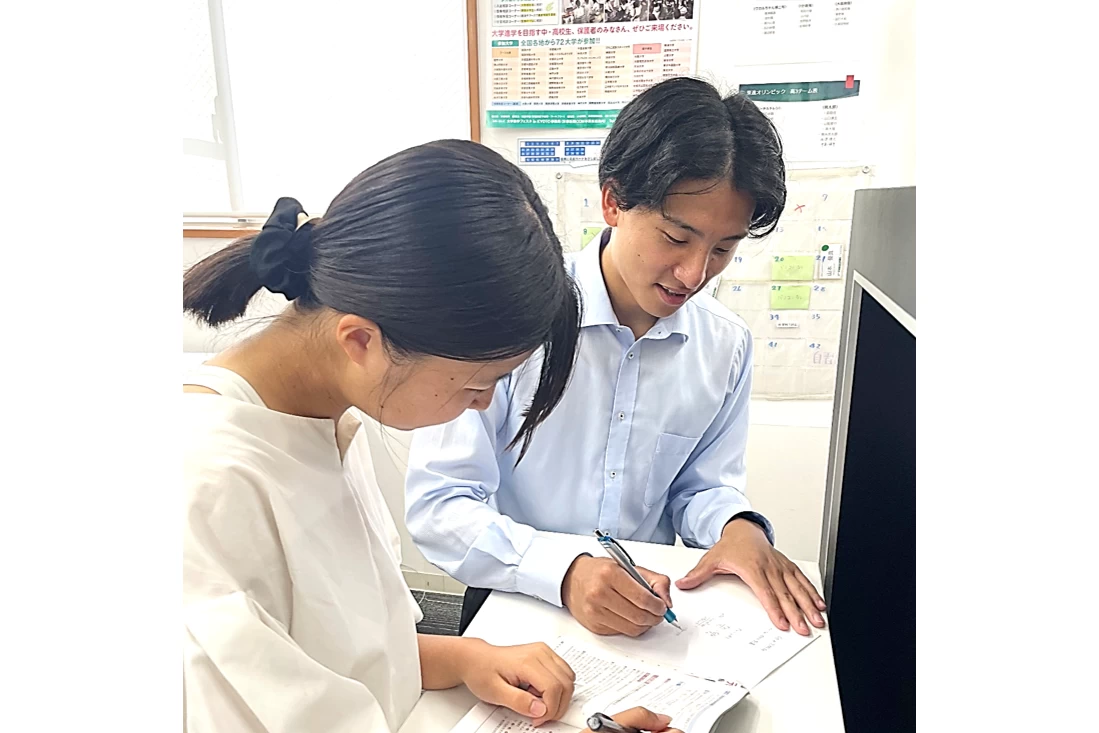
[738,78,861,164]
[730,0,862,66]
[488,1,700,128]
[517,137,604,165]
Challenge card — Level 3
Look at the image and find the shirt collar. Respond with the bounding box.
[573,228,692,341]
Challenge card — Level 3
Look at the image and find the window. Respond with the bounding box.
[183,0,472,220]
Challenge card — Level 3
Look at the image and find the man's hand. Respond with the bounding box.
[676,518,827,636]
[561,555,673,637]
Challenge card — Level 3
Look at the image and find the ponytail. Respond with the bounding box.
[183,236,264,327]
[184,197,316,327]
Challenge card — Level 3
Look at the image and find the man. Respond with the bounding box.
[406,78,827,639]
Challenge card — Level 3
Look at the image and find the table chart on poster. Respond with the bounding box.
[487,1,700,127]
[491,38,693,105]
[494,36,690,101]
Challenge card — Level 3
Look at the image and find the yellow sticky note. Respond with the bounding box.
[581,226,602,248]
[770,284,811,310]
[771,255,816,281]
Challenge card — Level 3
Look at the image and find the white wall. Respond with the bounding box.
[863,0,917,190]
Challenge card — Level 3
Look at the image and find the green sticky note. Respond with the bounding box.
[770,284,811,310]
[771,255,816,281]
[580,226,602,248]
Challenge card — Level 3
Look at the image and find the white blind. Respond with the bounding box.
[183,0,472,218]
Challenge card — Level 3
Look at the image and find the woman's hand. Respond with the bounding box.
[458,640,576,727]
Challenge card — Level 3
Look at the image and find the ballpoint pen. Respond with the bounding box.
[587,711,641,733]
[594,529,683,630]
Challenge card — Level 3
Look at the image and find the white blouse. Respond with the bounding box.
[183,366,423,732]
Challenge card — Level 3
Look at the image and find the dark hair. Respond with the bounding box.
[183,139,581,457]
[598,76,786,237]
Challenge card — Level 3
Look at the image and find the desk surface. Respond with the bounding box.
[402,538,844,733]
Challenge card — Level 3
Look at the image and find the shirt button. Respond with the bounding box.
[627,352,635,359]
[618,412,625,420]
[610,471,617,478]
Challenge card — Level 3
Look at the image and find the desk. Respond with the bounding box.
[402,538,845,732]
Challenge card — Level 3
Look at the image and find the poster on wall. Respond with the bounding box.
[729,0,862,66]
[487,1,700,128]
[738,78,862,164]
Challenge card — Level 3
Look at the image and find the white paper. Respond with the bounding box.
[808,282,845,311]
[729,0,862,67]
[744,80,862,165]
[550,638,747,732]
[755,337,799,368]
[450,702,580,733]
[591,577,820,689]
[806,310,843,340]
[715,282,770,313]
[766,310,806,336]
[805,339,840,369]
[723,249,773,282]
[817,251,843,279]
[449,637,747,733]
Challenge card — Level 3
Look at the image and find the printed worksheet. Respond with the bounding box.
[449,637,746,733]
[551,638,746,730]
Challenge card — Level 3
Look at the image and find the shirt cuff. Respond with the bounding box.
[515,532,600,607]
[724,510,776,546]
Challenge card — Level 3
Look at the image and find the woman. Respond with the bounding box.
[182,139,679,732]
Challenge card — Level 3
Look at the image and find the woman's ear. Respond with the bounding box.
[601,182,622,227]
[334,314,383,367]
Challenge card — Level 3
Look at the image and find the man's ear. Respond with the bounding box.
[601,182,622,227]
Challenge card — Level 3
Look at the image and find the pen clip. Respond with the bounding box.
[594,529,636,566]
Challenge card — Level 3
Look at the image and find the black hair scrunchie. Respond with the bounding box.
[249,197,315,301]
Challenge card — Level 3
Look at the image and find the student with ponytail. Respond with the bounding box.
[182,139,684,733]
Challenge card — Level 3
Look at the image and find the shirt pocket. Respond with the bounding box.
[643,433,699,507]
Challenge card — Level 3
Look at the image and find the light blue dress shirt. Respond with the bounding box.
[405,230,773,607]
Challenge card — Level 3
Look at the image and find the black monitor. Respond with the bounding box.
[820,187,916,733]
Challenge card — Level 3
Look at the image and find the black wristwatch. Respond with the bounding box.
[723,511,771,539]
